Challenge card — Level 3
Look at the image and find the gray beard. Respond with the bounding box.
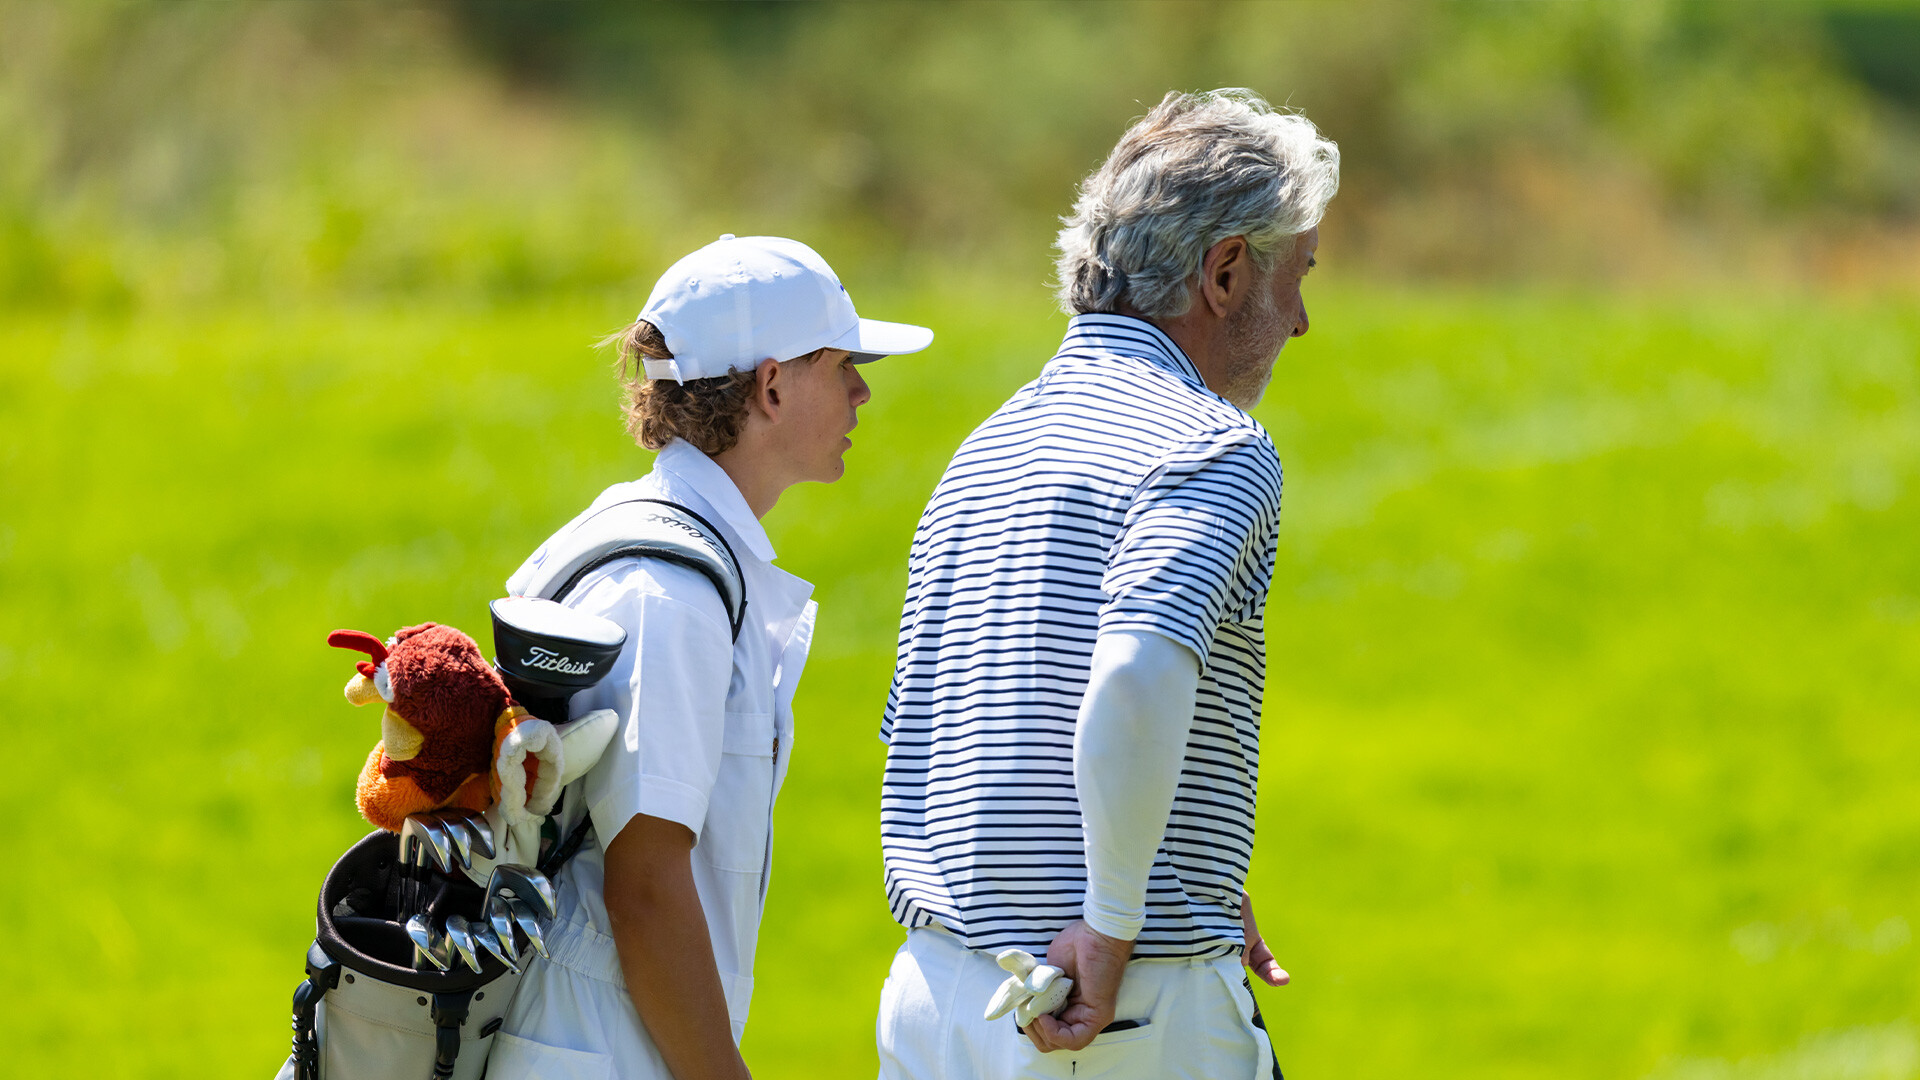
[1220,281,1283,409]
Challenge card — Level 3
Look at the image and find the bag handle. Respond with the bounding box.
[429,990,476,1080]
[289,943,340,1080]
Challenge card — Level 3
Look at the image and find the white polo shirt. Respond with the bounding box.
[496,439,816,1072]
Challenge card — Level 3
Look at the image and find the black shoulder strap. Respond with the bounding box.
[540,810,595,878]
[540,498,749,641]
[531,497,749,874]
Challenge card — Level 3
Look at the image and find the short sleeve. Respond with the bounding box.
[1099,435,1283,670]
[575,561,735,846]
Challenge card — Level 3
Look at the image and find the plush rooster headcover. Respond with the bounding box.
[329,623,534,833]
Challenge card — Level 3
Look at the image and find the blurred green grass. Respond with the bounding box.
[2,282,1917,1078]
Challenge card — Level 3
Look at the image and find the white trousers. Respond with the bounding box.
[877,927,1277,1080]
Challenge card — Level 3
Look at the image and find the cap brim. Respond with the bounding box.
[829,318,934,363]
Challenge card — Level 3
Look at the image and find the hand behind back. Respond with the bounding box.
[1025,894,1289,1053]
[1023,920,1135,1053]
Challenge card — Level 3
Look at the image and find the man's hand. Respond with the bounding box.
[1024,919,1135,1053]
[1242,890,1289,987]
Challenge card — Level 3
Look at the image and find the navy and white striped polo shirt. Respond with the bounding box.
[880,312,1284,960]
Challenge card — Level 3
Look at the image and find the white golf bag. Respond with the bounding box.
[278,498,748,1080]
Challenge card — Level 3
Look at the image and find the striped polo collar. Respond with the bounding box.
[1060,313,1206,391]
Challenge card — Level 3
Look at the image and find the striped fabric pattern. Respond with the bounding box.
[880,313,1284,960]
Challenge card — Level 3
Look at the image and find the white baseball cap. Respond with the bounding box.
[636,234,934,382]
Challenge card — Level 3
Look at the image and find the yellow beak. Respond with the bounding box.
[381,707,426,761]
[344,673,384,707]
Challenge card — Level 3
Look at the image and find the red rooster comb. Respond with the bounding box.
[328,630,389,677]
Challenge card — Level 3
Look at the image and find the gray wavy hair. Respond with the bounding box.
[1055,89,1341,319]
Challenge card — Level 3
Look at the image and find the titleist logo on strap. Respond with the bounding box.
[522,646,595,676]
[648,513,706,541]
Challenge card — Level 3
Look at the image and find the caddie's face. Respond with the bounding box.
[778,347,871,483]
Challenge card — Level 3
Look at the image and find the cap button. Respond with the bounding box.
[718,233,736,241]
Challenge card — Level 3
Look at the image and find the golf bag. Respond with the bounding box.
[279,497,748,1080]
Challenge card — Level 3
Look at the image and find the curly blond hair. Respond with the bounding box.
[602,320,760,454]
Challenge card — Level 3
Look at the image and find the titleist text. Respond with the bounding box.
[522,646,595,676]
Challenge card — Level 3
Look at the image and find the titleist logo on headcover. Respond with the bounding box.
[522,646,595,676]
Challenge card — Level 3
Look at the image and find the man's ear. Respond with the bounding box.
[1199,235,1251,319]
[752,357,783,420]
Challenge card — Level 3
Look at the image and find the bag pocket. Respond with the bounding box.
[485,1032,615,1080]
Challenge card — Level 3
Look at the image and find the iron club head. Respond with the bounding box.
[397,819,426,919]
[443,914,483,973]
[487,895,521,957]
[414,815,455,874]
[424,811,475,869]
[453,810,496,861]
[502,894,551,960]
[405,914,451,972]
[472,920,521,974]
[486,864,558,921]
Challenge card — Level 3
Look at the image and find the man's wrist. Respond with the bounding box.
[1080,900,1144,945]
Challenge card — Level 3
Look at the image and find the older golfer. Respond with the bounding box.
[876,90,1338,1078]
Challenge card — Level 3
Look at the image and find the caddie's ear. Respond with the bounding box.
[752,356,783,418]
[1199,234,1252,319]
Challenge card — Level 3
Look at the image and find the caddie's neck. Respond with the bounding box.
[711,446,786,521]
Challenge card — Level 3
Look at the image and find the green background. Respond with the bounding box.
[3,3,1918,1077]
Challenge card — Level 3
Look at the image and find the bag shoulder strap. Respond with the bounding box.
[521,497,749,641]
[517,498,748,875]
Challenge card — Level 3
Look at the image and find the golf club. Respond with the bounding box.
[405,914,452,972]
[502,894,551,959]
[444,914,483,974]
[487,895,521,957]
[473,920,521,974]
[426,810,476,870]
[486,864,558,922]
[398,820,428,918]
[443,808,495,863]
[416,815,455,874]
[464,812,496,861]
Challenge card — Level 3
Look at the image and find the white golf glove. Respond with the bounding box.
[982,948,1073,1027]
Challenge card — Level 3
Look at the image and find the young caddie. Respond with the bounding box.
[490,235,931,1079]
